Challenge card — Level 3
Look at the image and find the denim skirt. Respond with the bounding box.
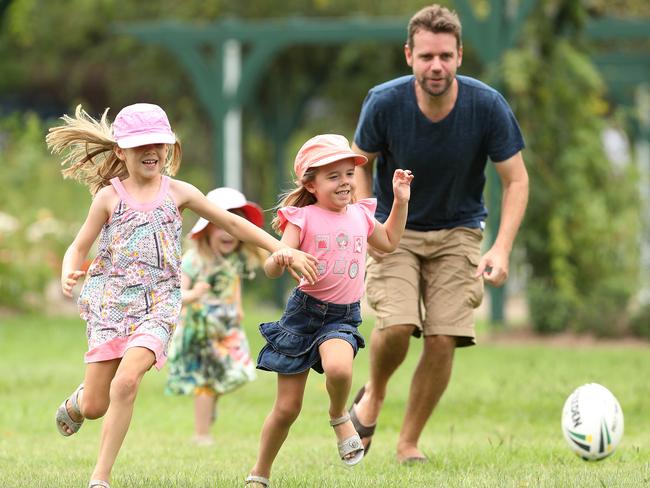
[257,288,365,374]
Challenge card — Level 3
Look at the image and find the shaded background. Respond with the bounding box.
[1,0,649,338]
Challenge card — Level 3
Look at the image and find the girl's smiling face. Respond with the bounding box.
[116,143,168,179]
[205,224,240,256]
[305,159,356,213]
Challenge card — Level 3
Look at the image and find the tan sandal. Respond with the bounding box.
[348,385,376,454]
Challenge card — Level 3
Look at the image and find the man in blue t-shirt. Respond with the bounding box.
[348,4,529,463]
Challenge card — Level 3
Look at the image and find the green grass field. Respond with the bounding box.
[1,308,649,487]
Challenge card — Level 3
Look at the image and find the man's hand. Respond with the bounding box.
[475,247,509,287]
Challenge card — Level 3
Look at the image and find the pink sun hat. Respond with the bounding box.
[113,103,177,149]
[189,187,265,238]
[294,134,367,180]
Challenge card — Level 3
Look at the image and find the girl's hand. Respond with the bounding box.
[193,281,211,296]
[271,248,294,268]
[392,169,413,203]
[61,270,85,298]
[287,249,319,284]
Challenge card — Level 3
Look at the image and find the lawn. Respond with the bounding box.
[1,306,649,487]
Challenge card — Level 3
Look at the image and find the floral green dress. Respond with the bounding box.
[165,249,256,395]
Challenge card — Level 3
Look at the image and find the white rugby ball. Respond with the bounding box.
[561,383,624,461]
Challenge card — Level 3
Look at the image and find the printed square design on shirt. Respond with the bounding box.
[333,259,346,274]
[315,234,330,251]
[353,236,364,254]
[317,260,327,276]
[335,231,350,251]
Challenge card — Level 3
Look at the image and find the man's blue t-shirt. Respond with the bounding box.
[354,75,525,231]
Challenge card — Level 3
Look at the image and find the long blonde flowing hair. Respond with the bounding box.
[46,105,182,195]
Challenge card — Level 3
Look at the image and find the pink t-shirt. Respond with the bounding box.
[278,199,377,304]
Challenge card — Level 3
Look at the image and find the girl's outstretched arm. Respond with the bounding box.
[367,169,413,253]
[61,186,115,297]
[172,180,318,284]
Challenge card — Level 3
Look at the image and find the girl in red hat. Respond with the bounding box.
[166,187,267,446]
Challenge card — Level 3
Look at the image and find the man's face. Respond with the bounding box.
[405,29,462,98]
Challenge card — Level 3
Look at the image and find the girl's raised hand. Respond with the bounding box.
[287,249,319,284]
[61,270,85,298]
[392,169,413,203]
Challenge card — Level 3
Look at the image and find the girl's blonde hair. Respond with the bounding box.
[270,168,319,233]
[193,210,267,269]
[46,105,182,195]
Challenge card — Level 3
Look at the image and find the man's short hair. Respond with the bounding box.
[407,4,462,50]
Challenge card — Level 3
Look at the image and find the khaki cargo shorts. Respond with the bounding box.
[365,227,484,347]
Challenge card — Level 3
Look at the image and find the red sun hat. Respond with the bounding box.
[189,187,264,238]
[294,134,367,180]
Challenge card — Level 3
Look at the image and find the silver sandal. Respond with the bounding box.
[330,413,364,466]
[55,383,84,436]
[88,480,110,488]
[245,474,270,487]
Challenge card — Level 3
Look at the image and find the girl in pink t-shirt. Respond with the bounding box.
[246,134,412,487]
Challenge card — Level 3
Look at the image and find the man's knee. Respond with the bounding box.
[377,324,416,344]
[370,325,416,369]
[423,335,456,360]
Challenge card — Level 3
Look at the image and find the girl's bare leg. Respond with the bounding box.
[319,339,357,454]
[89,347,156,483]
[194,390,218,444]
[249,371,309,481]
[57,359,120,434]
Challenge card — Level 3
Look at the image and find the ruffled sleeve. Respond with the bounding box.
[277,206,306,234]
[356,198,377,235]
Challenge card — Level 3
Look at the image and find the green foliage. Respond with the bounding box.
[629,302,650,339]
[503,10,641,334]
[0,0,646,328]
[0,113,90,309]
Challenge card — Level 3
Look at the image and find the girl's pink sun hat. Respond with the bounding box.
[294,134,367,180]
[189,187,265,238]
[113,103,177,149]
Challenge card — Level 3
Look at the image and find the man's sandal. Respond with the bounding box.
[55,383,84,436]
[245,474,270,487]
[88,481,110,488]
[348,386,376,454]
[330,413,364,466]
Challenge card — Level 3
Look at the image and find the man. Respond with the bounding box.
[349,4,529,463]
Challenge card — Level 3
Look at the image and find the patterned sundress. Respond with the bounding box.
[165,248,256,395]
[78,175,182,370]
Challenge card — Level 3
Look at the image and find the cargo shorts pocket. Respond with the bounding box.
[460,229,484,309]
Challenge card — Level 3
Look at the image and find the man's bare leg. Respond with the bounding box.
[353,324,414,449]
[396,334,455,461]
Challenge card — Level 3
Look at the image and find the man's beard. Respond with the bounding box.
[418,75,453,97]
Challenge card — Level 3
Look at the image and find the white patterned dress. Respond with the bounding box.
[78,175,182,369]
